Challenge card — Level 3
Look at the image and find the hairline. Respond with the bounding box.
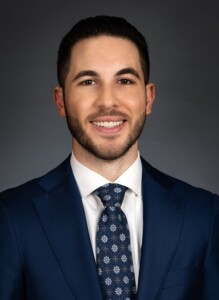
[60,33,149,88]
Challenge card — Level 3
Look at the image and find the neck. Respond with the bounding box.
[72,142,138,181]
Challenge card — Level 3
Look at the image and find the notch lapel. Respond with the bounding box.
[32,162,103,299]
[137,160,186,300]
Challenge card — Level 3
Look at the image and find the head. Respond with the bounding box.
[54,16,155,163]
[57,15,150,89]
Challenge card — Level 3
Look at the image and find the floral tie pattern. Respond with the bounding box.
[94,183,136,300]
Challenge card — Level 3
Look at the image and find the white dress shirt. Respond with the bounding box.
[70,152,143,287]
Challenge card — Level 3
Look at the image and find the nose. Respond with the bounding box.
[97,84,117,110]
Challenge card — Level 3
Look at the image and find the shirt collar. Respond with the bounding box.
[70,152,142,198]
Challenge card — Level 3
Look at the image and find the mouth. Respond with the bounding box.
[90,117,127,135]
[92,120,124,128]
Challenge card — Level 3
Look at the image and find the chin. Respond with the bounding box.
[85,143,135,161]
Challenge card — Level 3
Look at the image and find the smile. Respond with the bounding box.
[92,121,124,128]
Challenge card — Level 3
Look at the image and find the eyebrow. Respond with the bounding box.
[72,67,140,82]
[72,70,98,82]
[115,68,140,79]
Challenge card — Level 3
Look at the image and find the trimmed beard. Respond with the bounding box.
[65,110,146,161]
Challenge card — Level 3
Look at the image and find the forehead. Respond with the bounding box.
[69,35,142,72]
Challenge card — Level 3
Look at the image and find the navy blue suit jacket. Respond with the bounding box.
[0,156,219,299]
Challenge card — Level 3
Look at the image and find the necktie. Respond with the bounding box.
[94,183,136,299]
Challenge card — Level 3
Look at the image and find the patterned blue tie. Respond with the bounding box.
[94,183,136,300]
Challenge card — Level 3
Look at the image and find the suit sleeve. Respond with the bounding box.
[202,195,219,299]
[0,200,25,299]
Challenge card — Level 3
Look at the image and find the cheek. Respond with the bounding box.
[64,93,87,114]
[122,91,146,113]
[66,88,97,109]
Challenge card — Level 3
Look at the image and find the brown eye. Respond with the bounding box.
[81,79,95,85]
[119,78,133,84]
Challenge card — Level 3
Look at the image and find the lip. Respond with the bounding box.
[90,119,127,134]
[91,116,126,122]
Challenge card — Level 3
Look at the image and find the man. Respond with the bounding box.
[0,16,218,300]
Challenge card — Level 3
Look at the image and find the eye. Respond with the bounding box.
[81,79,96,85]
[118,78,134,85]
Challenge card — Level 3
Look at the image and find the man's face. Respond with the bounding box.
[54,36,155,161]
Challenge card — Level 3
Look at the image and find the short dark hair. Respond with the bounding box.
[57,15,150,87]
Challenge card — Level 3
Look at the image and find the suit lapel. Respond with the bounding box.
[32,159,103,299]
[137,159,186,300]
[31,156,186,299]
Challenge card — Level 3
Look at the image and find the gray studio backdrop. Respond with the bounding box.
[0,0,218,194]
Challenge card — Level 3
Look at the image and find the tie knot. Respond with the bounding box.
[94,183,127,207]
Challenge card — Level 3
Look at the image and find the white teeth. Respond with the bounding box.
[93,121,123,128]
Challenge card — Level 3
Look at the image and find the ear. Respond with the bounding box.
[145,83,155,115]
[53,86,66,117]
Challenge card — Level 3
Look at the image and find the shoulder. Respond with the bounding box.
[141,157,219,207]
[0,156,72,210]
